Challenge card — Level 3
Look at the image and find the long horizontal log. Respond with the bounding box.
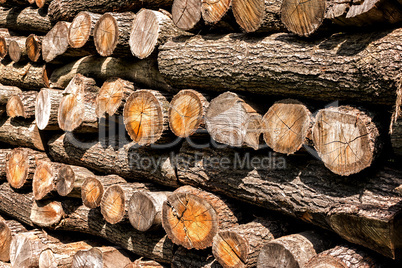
[47,132,178,187]
[176,141,402,259]
[48,0,174,22]
[49,55,172,92]
[0,60,49,90]
[0,182,175,264]
[0,7,52,34]
[158,28,402,105]
[0,117,47,151]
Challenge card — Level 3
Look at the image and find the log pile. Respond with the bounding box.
[0,0,401,267]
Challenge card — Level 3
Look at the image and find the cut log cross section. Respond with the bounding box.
[262,99,312,155]
[30,200,64,228]
[57,164,95,198]
[123,89,170,146]
[8,37,27,63]
[71,247,132,268]
[26,34,42,62]
[68,11,101,49]
[35,88,64,131]
[32,161,63,200]
[6,91,38,119]
[169,89,209,138]
[172,0,203,31]
[42,21,71,63]
[162,186,238,250]
[0,218,27,262]
[312,106,380,176]
[201,0,231,24]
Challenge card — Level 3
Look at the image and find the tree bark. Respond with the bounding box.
[257,231,333,268]
[0,182,176,264]
[96,77,135,118]
[262,99,312,155]
[25,34,42,62]
[32,160,64,200]
[305,245,382,268]
[0,217,27,262]
[280,0,325,36]
[0,117,47,151]
[169,89,209,138]
[57,164,95,198]
[0,85,21,105]
[205,92,262,150]
[130,9,188,59]
[312,106,380,176]
[5,147,49,189]
[81,174,126,209]
[123,89,171,146]
[391,107,402,157]
[158,28,402,105]
[7,36,27,62]
[162,185,239,250]
[57,74,100,132]
[233,0,286,33]
[71,246,132,268]
[0,148,11,180]
[172,247,222,268]
[212,220,288,268]
[68,11,101,49]
[94,12,136,57]
[172,0,203,31]
[47,132,178,187]
[6,91,38,119]
[39,241,93,268]
[35,88,63,130]
[0,7,52,34]
[48,0,174,22]
[176,141,402,259]
[49,55,172,92]
[0,61,49,90]
[128,191,171,232]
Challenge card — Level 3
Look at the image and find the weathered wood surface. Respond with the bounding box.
[48,132,178,187]
[172,0,203,31]
[35,88,63,130]
[391,101,402,157]
[0,148,11,180]
[0,61,49,90]
[176,141,402,259]
[0,117,47,151]
[0,217,27,262]
[68,11,101,49]
[48,0,174,22]
[7,36,27,62]
[158,28,402,105]
[0,85,21,105]
[0,7,52,33]
[71,246,132,268]
[6,91,38,119]
[25,34,42,62]
[32,161,63,200]
[49,56,172,92]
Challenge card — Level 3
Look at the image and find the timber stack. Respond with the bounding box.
[0,0,401,267]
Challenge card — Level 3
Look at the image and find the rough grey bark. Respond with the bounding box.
[0,61,49,90]
[158,28,402,105]
[176,141,402,259]
[0,7,52,33]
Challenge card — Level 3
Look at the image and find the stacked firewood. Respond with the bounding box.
[0,0,401,267]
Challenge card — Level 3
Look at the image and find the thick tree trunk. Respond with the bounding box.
[0,85,21,105]
[35,88,63,130]
[0,61,49,90]
[0,182,176,264]
[0,117,47,151]
[172,247,222,268]
[48,0,174,22]
[6,91,38,119]
[0,217,27,262]
[261,99,312,155]
[312,106,380,176]
[57,164,95,198]
[158,28,402,105]
[306,245,382,268]
[7,36,27,62]
[169,89,209,138]
[233,0,286,33]
[94,12,136,57]
[172,0,203,31]
[25,34,42,62]
[71,247,132,268]
[49,55,172,92]
[205,92,262,150]
[6,147,49,189]
[123,89,171,146]
[39,241,93,268]
[32,161,64,200]
[57,74,100,132]
[130,9,188,59]
[0,7,52,33]
[0,148,11,180]
[257,231,333,268]
[47,132,178,187]
[96,78,135,118]
[128,191,171,232]
[212,220,287,268]
[30,200,64,227]
[162,185,239,250]
[176,141,402,259]
[280,0,326,36]
[81,174,126,209]
[68,11,101,49]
